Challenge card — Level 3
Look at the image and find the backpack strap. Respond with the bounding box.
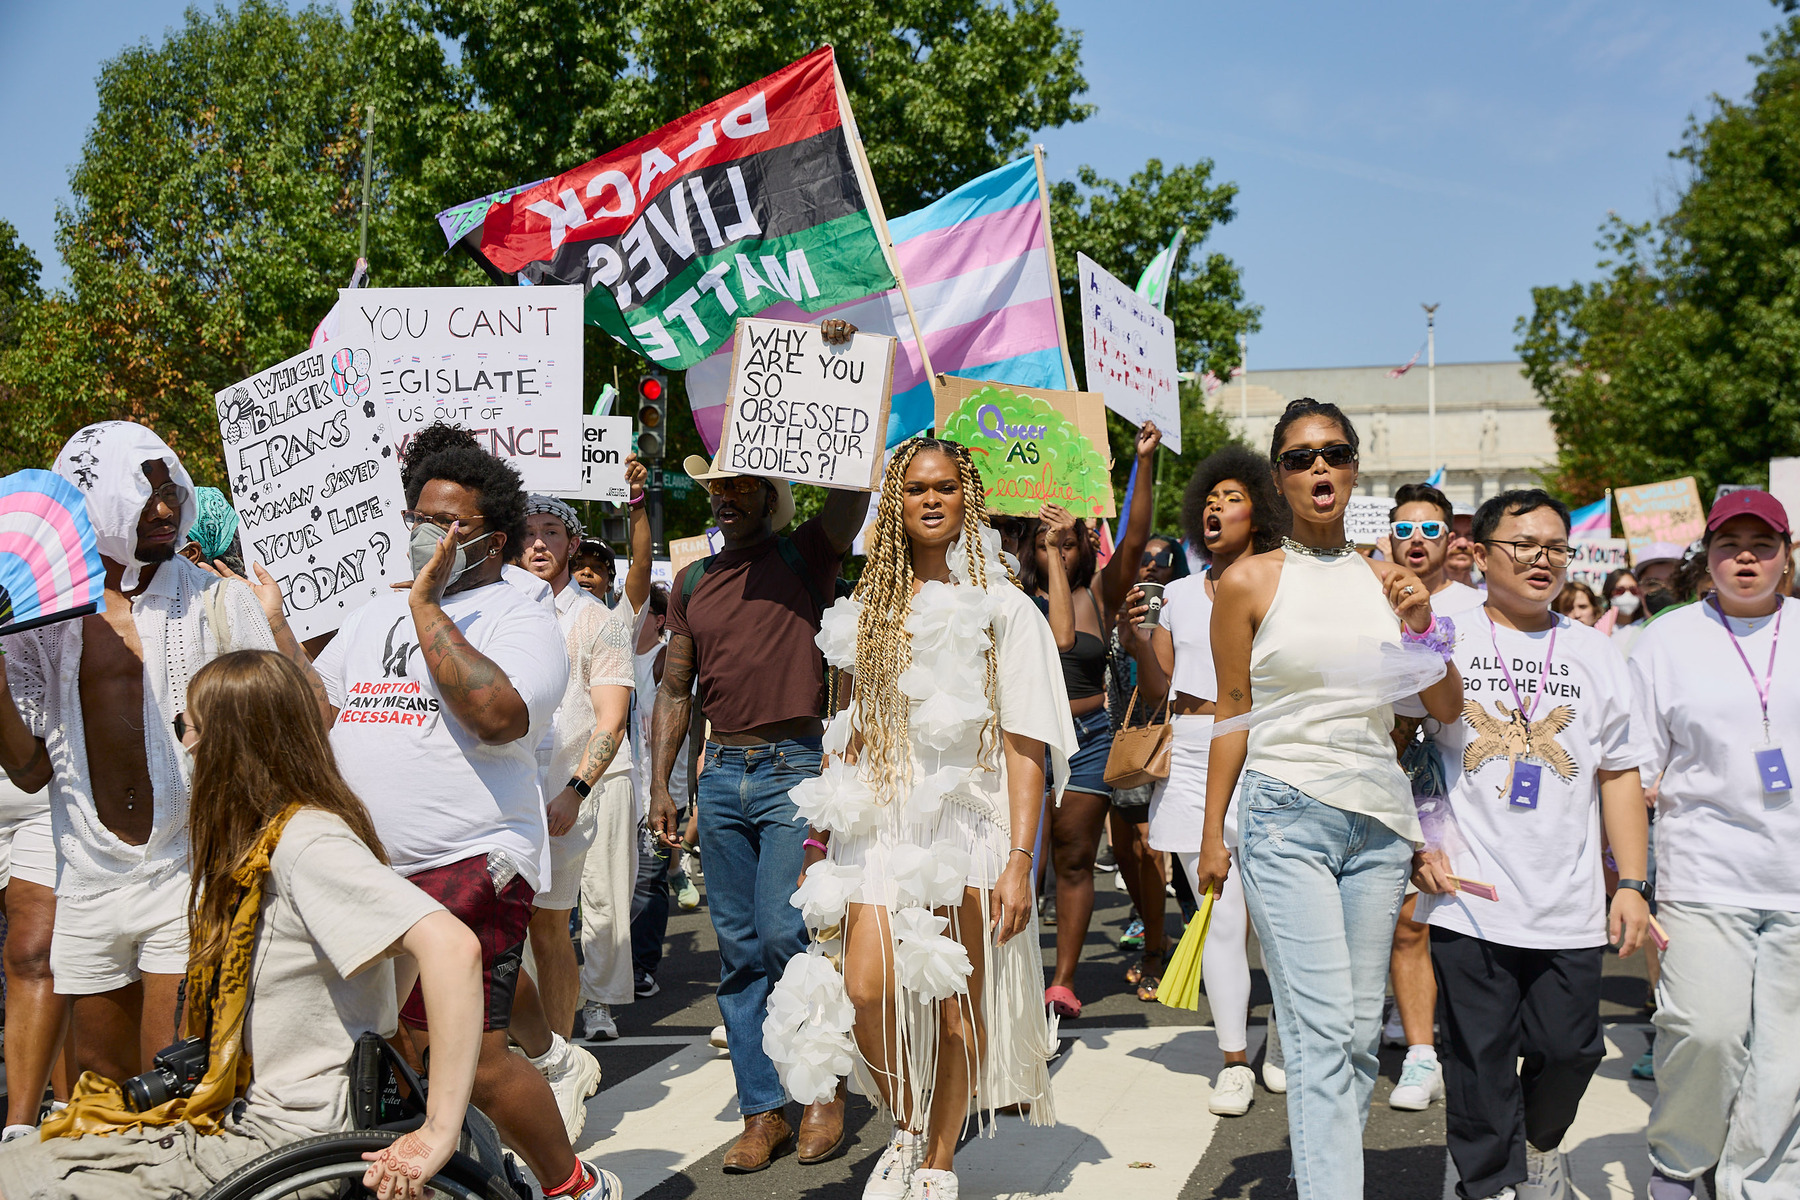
[774,536,828,619]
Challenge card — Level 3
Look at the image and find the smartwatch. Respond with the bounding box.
[1616,878,1651,899]
[568,776,593,799]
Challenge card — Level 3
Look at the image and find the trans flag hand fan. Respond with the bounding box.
[0,470,107,637]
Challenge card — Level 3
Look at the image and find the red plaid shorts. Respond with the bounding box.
[399,854,535,1031]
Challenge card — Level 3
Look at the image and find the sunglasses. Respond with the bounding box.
[1277,443,1357,472]
[1390,521,1448,541]
[1141,548,1176,568]
[172,713,199,741]
[704,476,766,498]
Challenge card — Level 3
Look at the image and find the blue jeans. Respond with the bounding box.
[696,739,820,1116]
[1235,770,1411,1199]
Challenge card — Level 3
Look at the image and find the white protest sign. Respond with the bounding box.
[1346,495,1390,547]
[1568,538,1630,592]
[344,284,585,493]
[1771,457,1800,523]
[214,344,410,640]
[718,318,896,491]
[1078,253,1182,454]
[551,415,633,502]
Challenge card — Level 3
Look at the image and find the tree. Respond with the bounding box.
[1517,10,1800,502]
[0,220,42,349]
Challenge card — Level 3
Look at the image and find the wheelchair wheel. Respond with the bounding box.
[198,1129,518,1200]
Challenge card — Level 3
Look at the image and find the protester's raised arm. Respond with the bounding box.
[1099,422,1163,617]
[622,456,653,613]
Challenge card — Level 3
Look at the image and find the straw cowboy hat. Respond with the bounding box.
[683,452,796,532]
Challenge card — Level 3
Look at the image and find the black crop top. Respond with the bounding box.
[1033,591,1109,700]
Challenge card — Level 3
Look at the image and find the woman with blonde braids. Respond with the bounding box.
[763,439,1076,1200]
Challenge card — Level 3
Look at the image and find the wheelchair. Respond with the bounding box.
[198,1033,528,1200]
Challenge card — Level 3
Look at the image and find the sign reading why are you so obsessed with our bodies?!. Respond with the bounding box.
[214,344,410,640]
[346,284,585,494]
[718,317,896,490]
[1078,253,1181,455]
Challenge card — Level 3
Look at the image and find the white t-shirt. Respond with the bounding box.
[316,580,569,890]
[503,562,556,611]
[1630,599,1800,912]
[1158,574,1216,701]
[1431,580,1485,617]
[243,810,442,1140]
[540,584,636,789]
[1416,608,1644,949]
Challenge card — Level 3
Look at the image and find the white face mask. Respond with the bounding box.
[1611,591,1641,616]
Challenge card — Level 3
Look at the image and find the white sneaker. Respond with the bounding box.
[910,1168,958,1200]
[863,1128,916,1200]
[1518,1144,1569,1200]
[1,1125,33,1143]
[1208,1063,1256,1116]
[1388,1050,1444,1111]
[570,1162,624,1199]
[531,1034,602,1143]
[1262,1020,1286,1093]
[709,1024,730,1051]
[574,1001,619,1042]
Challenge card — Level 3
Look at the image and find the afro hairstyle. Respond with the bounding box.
[404,443,529,559]
[1181,443,1290,556]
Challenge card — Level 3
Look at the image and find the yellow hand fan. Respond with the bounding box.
[1157,889,1215,1012]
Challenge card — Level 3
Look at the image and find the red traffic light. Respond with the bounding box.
[639,377,664,401]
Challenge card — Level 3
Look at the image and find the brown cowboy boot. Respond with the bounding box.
[796,1081,847,1163]
[721,1109,793,1173]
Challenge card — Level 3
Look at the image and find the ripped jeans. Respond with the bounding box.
[1235,769,1412,1199]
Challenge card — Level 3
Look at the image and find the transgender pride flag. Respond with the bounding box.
[686,155,1067,450]
[1569,494,1612,537]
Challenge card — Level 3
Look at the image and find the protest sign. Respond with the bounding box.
[553,415,633,502]
[670,534,711,581]
[342,284,585,493]
[1770,457,1800,522]
[1614,477,1705,560]
[1078,253,1181,454]
[1345,496,1389,547]
[934,376,1114,518]
[214,344,409,640]
[936,383,1112,519]
[1567,538,1630,592]
[717,318,896,490]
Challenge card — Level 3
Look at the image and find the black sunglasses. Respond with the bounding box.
[1140,548,1176,568]
[173,713,198,741]
[1277,443,1357,472]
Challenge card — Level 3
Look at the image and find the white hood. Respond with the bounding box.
[52,421,197,591]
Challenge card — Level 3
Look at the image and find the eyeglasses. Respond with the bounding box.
[401,511,487,532]
[1483,539,1573,568]
[1390,521,1448,541]
[147,483,185,509]
[1276,443,1358,472]
[704,476,766,498]
[1141,548,1176,568]
[172,713,199,741]
[1610,584,1640,596]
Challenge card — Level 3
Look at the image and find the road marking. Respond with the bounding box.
[575,1042,743,1193]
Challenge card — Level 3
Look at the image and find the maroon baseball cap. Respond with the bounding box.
[1707,488,1790,534]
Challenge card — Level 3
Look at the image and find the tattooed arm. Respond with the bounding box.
[410,603,529,743]
[546,684,631,837]
[648,631,697,848]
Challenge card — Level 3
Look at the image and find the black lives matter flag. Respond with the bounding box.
[441,46,897,371]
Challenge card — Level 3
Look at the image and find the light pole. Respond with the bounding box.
[1422,303,1439,479]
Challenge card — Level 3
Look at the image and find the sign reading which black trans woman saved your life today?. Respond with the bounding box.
[345,284,586,494]
[214,342,411,640]
[717,317,896,491]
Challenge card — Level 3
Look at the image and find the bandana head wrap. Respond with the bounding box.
[189,487,240,562]
[525,494,584,538]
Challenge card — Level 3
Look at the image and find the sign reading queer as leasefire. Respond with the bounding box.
[345,284,585,493]
[1614,476,1705,560]
[1078,253,1182,454]
[214,344,410,640]
[717,317,896,490]
[938,384,1112,518]
[553,415,633,502]
[1568,538,1630,592]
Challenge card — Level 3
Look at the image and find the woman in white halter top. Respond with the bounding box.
[1196,399,1465,1199]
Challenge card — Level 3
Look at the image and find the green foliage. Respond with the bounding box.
[1517,12,1800,502]
[0,219,44,351]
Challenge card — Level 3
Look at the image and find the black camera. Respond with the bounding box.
[122,1037,209,1112]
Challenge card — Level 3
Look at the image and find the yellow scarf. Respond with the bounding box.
[44,803,303,1139]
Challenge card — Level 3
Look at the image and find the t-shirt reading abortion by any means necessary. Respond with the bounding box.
[665,518,843,735]
[316,580,569,890]
[1415,608,1644,949]
[242,809,442,1141]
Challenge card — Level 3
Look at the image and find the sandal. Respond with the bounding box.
[1136,975,1161,1002]
[1125,961,1144,986]
[1126,951,1164,990]
[1044,986,1082,1019]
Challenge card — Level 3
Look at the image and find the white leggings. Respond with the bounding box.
[1177,850,1251,1054]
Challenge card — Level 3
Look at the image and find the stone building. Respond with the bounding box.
[1212,361,1553,510]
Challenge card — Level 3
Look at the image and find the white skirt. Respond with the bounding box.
[1148,715,1239,852]
[831,798,1009,908]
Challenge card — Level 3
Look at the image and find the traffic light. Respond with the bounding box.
[636,368,668,462]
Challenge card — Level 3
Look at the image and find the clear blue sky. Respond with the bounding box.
[0,1,1781,369]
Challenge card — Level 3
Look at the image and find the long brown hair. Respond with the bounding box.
[186,650,387,974]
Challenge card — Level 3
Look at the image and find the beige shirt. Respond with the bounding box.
[540,586,636,789]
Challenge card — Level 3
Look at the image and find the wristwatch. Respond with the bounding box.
[1616,878,1651,898]
[568,776,592,799]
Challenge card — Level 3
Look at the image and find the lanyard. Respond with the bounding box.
[1489,614,1558,721]
[1709,596,1784,736]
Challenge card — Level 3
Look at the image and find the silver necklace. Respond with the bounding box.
[1281,536,1356,559]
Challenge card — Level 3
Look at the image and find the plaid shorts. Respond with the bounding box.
[399,854,535,1031]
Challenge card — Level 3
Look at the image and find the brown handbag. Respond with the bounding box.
[1102,687,1174,789]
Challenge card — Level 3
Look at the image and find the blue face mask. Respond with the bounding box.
[408,523,493,585]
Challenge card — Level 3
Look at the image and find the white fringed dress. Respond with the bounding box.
[761,532,1077,1134]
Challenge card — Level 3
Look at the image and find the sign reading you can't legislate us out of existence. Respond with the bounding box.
[344,284,586,494]
[717,317,897,491]
[213,343,411,640]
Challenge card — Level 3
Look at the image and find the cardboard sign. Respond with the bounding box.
[1567,538,1630,592]
[552,415,633,503]
[1770,457,1800,524]
[343,284,585,493]
[1615,476,1705,559]
[717,318,896,490]
[1078,253,1182,454]
[1345,496,1390,548]
[936,383,1113,519]
[670,534,712,582]
[213,344,410,640]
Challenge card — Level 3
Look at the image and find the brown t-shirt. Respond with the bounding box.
[666,519,843,735]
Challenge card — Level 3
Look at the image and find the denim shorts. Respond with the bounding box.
[1065,707,1114,796]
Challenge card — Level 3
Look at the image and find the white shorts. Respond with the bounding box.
[51,873,190,994]
[0,777,54,890]
[536,790,601,910]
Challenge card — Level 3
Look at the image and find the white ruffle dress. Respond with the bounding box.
[761,531,1076,1133]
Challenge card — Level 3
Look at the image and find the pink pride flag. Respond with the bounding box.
[685,155,1068,451]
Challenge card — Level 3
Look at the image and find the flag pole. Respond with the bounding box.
[1033,144,1080,391]
[832,60,937,389]
[359,103,377,266]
